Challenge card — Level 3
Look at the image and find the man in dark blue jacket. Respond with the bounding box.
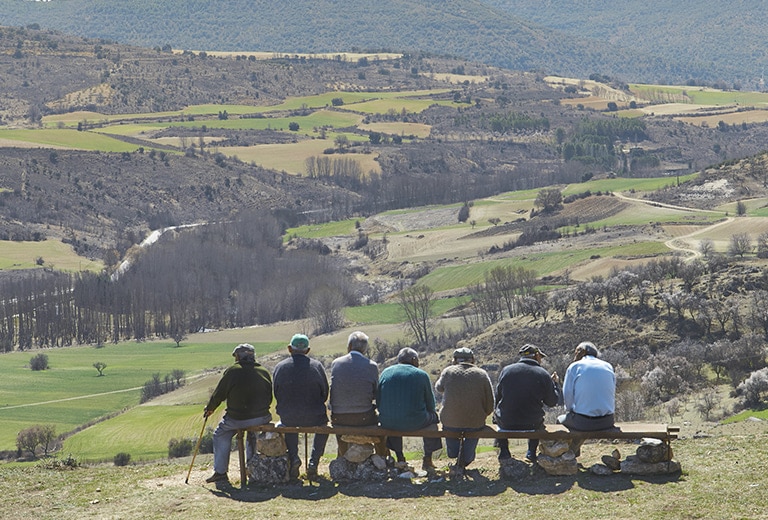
[494,344,560,463]
[273,333,329,480]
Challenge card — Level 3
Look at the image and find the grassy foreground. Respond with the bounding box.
[0,420,765,520]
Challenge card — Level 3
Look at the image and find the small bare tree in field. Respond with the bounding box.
[93,361,107,376]
[727,232,752,257]
[696,388,721,421]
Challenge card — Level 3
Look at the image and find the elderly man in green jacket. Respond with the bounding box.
[203,343,273,484]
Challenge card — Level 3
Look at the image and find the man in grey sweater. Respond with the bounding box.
[329,331,385,456]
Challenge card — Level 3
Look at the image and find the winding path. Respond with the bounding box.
[612,191,731,259]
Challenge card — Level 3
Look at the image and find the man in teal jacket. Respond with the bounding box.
[377,347,441,471]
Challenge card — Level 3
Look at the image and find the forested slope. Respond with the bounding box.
[0,0,712,84]
[484,0,768,89]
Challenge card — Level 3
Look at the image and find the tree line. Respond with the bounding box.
[0,212,364,351]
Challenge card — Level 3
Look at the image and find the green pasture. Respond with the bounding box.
[418,241,670,292]
[0,239,103,272]
[286,219,360,240]
[559,173,699,197]
[724,408,768,423]
[61,404,204,462]
[342,98,454,115]
[94,123,168,137]
[166,109,363,132]
[0,129,140,152]
[344,297,468,325]
[717,197,768,216]
[0,340,284,451]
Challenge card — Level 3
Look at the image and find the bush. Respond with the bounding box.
[29,353,49,371]
[113,452,131,466]
[199,428,214,454]
[16,424,57,458]
[40,454,79,470]
[168,438,194,458]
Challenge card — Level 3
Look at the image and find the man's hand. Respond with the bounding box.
[203,408,213,418]
[551,371,560,385]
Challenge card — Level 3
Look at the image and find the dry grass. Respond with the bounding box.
[1,418,766,520]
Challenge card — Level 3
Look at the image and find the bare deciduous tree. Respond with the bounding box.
[727,232,752,257]
[398,285,435,346]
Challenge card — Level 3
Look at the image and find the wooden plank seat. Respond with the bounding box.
[234,422,678,486]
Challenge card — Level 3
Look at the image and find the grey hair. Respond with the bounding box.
[347,331,369,354]
[578,341,599,357]
[397,347,419,365]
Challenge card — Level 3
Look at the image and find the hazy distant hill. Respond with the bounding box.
[0,0,717,84]
[485,0,768,89]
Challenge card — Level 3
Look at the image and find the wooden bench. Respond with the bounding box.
[233,422,678,486]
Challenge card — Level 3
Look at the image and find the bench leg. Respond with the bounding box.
[237,430,247,487]
[456,436,466,474]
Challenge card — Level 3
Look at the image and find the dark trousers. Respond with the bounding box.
[284,432,329,465]
[386,435,442,461]
[559,411,616,432]
[444,426,483,466]
[495,423,543,459]
[386,412,441,462]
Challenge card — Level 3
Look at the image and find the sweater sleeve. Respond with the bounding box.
[483,372,495,415]
[206,367,231,412]
[423,371,436,413]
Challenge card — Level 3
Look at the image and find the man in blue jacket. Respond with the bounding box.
[273,333,329,480]
[494,344,560,463]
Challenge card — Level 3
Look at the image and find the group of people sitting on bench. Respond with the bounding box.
[202,331,616,484]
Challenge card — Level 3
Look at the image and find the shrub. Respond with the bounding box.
[16,424,56,458]
[199,429,214,454]
[39,454,79,470]
[113,452,131,466]
[30,353,49,371]
[168,438,194,458]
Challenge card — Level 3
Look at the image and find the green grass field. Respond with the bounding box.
[0,240,103,272]
[344,297,468,325]
[417,241,671,292]
[0,340,284,452]
[0,129,140,152]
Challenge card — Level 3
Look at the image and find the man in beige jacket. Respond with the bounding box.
[435,347,494,471]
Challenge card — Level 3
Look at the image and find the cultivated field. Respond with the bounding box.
[11,90,454,175]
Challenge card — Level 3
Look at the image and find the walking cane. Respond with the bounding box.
[185,415,208,484]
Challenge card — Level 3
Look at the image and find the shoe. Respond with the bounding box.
[289,458,301,480]
[394,460,410,470]
[422,456,436,472]
[525,451,537,463]
[307,461,318,479]
[205,472,229,483]
[498,450,512,461]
